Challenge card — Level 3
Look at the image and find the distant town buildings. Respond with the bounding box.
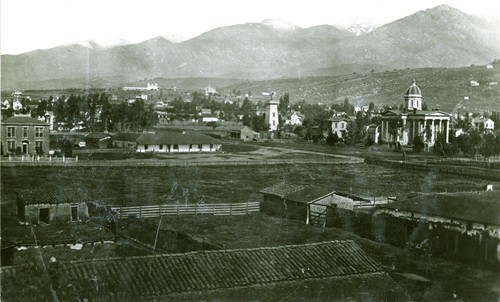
[123,82,159,91]
[205,85,217,96]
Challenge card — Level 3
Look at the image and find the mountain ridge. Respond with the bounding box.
[2,5,499,90]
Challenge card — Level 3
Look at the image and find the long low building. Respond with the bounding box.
[0,240,402,301]
[136,131,222,153]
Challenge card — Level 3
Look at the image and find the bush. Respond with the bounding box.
[412,136,425,153]
[365,137,375,146]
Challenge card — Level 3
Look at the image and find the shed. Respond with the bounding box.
[111,132,141,148]
[17,188,92,224]
[260,183,335,225]
[84,132,112,149]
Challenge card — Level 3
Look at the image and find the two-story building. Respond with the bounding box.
[1,115,50,156]
[328,116,350,139]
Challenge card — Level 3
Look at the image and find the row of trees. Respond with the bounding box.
[33,93,158,132]
[432,131,500,158]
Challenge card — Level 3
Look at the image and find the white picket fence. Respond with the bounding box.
[111,201,260,219]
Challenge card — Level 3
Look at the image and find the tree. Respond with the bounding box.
[279,93,290,113]
[479,133,498,158]
[412,136,425,153]
[368,102,375,112]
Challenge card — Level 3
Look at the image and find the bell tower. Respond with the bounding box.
[265,92,279,131]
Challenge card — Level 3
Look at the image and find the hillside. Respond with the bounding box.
[2,5,499,90]
[220,64,500,113]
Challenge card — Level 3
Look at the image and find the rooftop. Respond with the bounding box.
[16,188,93,205]
[2,116,49,126]
[260,183,335,204]
[137,131,220,145]
[379,191,500,225]
[1,240,385,299]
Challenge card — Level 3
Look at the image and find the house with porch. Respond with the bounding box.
[136,131,222,153]
[1,115,50,156]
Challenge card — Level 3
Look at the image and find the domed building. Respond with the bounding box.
[380,80,450,148]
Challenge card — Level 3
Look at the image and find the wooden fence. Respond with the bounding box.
[111,201,260,219]
[1,157,362,167]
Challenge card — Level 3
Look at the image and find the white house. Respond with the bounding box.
[286,111,304,126]
[472,117,495,133]
[329,116,350,139]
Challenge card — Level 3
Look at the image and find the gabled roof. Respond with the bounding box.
[2,116,49,126]
[285,186,335,204]
[16,188,93,205]
[1,240,385,299]
[329,116,349,122]
[260,182,307,198]
[260,183,334,204]
[85,132,112,140]
[137,132,220,145]
[379,191,500,225]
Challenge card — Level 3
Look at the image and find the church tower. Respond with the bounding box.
[265,92,279,131]
[404,80,422,111]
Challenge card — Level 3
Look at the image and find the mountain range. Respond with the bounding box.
[2,4,500,90]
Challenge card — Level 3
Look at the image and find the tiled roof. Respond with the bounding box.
[379,191,500,225]
[2,116,49,125]
[137,132,220,145]
[1,240,383,299]
[259,182,307,198]
[16,188,93,205]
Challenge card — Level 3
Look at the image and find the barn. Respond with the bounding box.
[259,183,336,225]
[17,188,92,224]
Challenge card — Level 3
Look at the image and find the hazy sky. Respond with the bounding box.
[1,0,499,55]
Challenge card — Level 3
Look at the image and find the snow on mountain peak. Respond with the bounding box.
[262,19,299,31]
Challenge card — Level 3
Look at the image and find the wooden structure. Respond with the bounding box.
[260,183,336,226]
[17,188,91,224]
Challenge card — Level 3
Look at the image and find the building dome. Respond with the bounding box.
[405,80,421,96]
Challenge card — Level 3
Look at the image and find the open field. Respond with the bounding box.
[2,162,496,212]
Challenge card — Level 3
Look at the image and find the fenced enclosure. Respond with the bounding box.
[111,201,260,219]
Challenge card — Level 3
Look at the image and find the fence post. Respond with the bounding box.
[195,204,198,215]
[246,201,249,215]
[213,203,215,215]
[139,205,142,218]
[120,206,123,220]
[230,203,232,216]
[177,203,179,216]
